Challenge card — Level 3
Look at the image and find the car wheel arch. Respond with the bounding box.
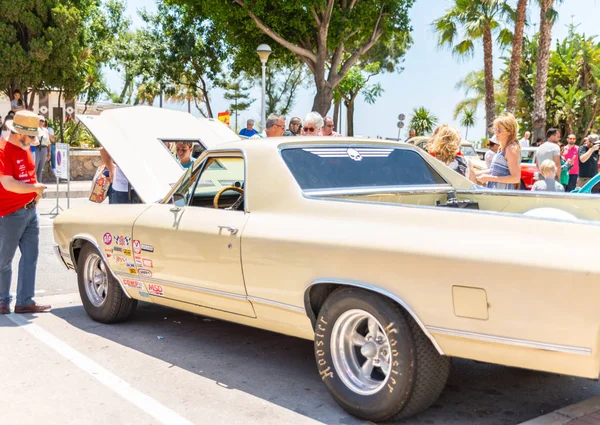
[69,236,132,299]
[304,280,444,355]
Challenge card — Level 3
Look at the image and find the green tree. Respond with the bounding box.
[433,0,513,135]
[459,109,477,140]
[410,107,438,136]
[223,81,255,132]
[264,62,309,117]
[454,70,505,119]
[0,0,121,106]
[169,0,415,116]
[139,1,228,117]
[552,83,591,135]
[334,62,384,136]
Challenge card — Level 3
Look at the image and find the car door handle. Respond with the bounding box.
[170,206,181,213]
[218,226,238,235]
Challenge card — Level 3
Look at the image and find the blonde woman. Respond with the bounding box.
[477,113,521,189]
[430,124,477,183]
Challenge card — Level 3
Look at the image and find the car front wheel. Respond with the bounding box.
[77,243,137,323]
[314,287,451,422]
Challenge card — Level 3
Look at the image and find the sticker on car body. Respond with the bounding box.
[138,269,152,277]
[147,283,163,296]
[133,240,141,255]
[103,233,112,245]
[123,279,143,289]
[142,258,153,268]
[141,244,154,253]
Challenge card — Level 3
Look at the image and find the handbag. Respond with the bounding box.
[89,164,110,203]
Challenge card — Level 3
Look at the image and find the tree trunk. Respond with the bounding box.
[28,88,37,110]
[188,98,191,114]
[311,81,334,116]
[465,127,469,140]
[483,26,496,137]
[532,0,555,143]
[333,99,340,133]
[345,99,355,137]
[506,0,528,114]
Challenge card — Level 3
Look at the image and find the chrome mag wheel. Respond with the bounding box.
[83,253,108,307]
[330,309,392,396]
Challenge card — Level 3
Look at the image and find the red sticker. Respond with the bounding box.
[142,258,153,268]
[148,284,163,296]
[103,233,112,245]
[133,240,141,255]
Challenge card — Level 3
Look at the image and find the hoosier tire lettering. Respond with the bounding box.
[314,315,334,381]
[313,286,450,423]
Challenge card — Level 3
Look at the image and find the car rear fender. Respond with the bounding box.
[304,279,444,355]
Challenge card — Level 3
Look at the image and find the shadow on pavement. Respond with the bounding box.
[50,303,600,425]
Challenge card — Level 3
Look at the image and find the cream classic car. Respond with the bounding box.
[54,108,600,423]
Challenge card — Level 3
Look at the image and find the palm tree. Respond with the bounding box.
[532,0,558,141]
[459,109,477,140]
[433,0,513,135]
[552,83,591,135]
[506,0,529,113]
[454,71,485,119]
[410,107,438,136]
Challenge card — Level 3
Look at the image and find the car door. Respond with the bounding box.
[132,153,255,317]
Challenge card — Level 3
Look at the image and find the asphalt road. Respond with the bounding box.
[1,198,599,425]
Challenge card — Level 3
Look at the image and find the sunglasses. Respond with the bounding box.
[304,127,316,132]
[568,137,576,141]
[494,127,503,134]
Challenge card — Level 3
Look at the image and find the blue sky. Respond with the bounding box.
[109,0,600,140]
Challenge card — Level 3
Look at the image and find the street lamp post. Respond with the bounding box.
[256,44,272,132]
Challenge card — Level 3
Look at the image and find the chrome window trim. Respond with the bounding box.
[427,326,592,356]
[70,236,132,299]
[278,143,450,193]
[304,185,454,197]
[305,279,445,355]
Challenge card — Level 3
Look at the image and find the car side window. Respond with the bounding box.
[189,157,245,210]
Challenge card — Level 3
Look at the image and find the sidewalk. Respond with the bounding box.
[519,396,600,425]
[44,180,91,199]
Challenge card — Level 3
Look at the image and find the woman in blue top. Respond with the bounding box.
[476,113,521,189]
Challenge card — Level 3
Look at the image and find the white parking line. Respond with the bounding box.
[7,313,197,425]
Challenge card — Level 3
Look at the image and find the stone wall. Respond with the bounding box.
[42,149,102,183]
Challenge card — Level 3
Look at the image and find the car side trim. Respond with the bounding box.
[306,279,445,355]
[70,236,132,299]
[113,272,305,314]
[427,326,592,356]
[247,296,306,314]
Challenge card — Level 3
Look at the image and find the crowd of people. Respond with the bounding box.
[424,112,600,193]
[238,111,342,139]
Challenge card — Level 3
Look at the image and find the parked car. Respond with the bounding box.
[519,147,539,190]
[571,173,600,194]
[54,108,600,423]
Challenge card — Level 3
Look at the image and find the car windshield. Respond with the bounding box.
[522,150,536,163]
[281,146,446,190]
[460,145,477,157]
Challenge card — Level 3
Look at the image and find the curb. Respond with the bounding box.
[518,395,600,425]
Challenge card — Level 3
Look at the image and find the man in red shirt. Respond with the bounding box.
[0,110,50,314]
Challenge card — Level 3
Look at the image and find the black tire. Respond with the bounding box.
[77,243,137,323]
[314,287,451,422]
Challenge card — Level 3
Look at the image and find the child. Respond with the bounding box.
[531,159,565,192]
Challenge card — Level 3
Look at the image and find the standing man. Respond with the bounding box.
[536,128,561,179]
[578,135,600,188]
[519,131,531,147]
[563,134,579,192]
[283,117,302,136]
[239,119,259,138]
[0,110,50,314]
[265,114,286,138]
[321,116,341,137]
[34,115,50,183]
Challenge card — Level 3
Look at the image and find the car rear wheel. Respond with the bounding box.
[314,287,451,422]
[77,243,137,323]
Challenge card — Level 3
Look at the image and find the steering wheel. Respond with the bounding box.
[213,186,244,209]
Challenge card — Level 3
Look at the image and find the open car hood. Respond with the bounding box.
[78,106,240,203]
